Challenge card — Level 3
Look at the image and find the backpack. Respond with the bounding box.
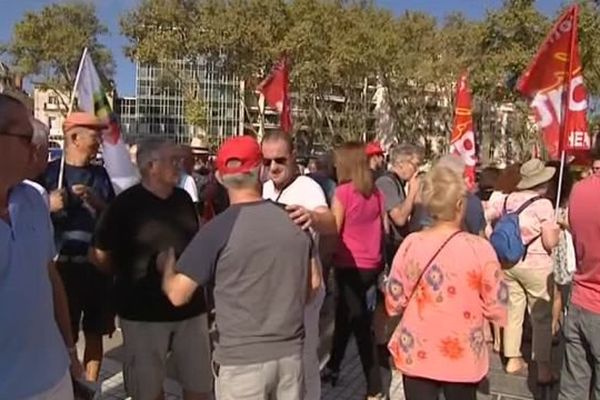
[490,195,543,265]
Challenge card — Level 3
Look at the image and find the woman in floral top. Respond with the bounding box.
[385,165,507,400]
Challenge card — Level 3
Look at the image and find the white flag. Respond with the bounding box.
[74,48,139,193]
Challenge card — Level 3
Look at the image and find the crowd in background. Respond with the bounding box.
[3,91,600,400]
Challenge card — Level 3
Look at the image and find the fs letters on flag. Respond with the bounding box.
[74,49,139,193]
[257,58,292,133]
[516,4,590,159]
[450,72,477,186]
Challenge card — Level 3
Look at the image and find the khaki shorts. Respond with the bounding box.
[215,353,303,400]
[121,314,212,400]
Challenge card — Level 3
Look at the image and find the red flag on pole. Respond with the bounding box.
[516,4,590,159]
[450,72,477,187]
[257,57,292,133]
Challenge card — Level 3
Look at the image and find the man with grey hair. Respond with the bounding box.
[25,118,51,206]
[436,153,486,235]
[161,135,321,400]
[91,138,212,400]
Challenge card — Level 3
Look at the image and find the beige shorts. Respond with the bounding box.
[121,313,212,400]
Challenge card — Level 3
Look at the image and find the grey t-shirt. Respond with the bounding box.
[177,200,312,366]
[376,173,408,243]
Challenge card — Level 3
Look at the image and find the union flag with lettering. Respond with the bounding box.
[450,72,477,187]
[516,4,590,159]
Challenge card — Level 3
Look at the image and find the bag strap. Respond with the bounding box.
[405,230,461,305]
[514,195,544,215]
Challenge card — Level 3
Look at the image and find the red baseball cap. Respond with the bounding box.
[216,135,262,175]
[366,141,384,157]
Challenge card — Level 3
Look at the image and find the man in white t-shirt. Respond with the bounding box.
[261,131,337,400]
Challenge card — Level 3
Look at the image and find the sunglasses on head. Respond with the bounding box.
[262,157,288,167]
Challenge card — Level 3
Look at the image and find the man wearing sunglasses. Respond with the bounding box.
[261,130,336,400]
[0,94,81,399]
[38,112,116,382]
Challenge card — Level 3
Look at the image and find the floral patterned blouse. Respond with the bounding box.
[385,231,507,383]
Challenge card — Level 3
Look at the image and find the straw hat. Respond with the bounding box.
[516,158,556,190]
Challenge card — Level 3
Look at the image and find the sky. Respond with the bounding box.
[0,0,565,97]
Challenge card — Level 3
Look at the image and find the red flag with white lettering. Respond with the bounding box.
[450,72,477,187]
[257,58,292,133]
[516,4,590,159]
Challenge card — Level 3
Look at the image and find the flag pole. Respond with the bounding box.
[58,47,88,190]
[555,5,579,216]
[258,93,265,141]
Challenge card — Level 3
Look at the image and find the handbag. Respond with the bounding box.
[373,230,461,344]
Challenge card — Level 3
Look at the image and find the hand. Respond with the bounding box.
[552,316,561,336]
[407,174,421,196]
[156,247,176,274]
[68,351,84,379]
[286,204,312,230]
[72,185,104,211]
[49,189,66,213]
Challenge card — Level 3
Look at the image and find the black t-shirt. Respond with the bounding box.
[94,184,205,321]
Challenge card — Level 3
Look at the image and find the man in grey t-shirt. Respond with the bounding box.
[160,136,322,400]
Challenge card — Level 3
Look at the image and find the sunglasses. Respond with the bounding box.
[262,157,288,167]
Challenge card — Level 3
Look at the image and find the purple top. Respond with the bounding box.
[333,182,384,269]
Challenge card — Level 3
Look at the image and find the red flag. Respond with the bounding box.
[257,57,292,133]
[450,72,477,187]
[516,4,590,159]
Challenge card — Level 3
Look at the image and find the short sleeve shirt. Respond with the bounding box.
[333,183,384,269]
[177,201,312,366]
[179,173,199,203]
[569,176,600,314]
[40,159,115,256]
[262,175,327,210]
[94,185,205,321]
[487,191,554,266]
[376,173,408,242]
[0,184,69,398]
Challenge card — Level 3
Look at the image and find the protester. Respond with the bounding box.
[372,143,423,396]
[24,118,51,206]
[39,112,116,382]
[477,167,500,202]
[0,94,82,399]
[558,152,600,400]
[366,141,386,179]
[261,130,337,400]
[177,145,200,206]
[375,144,424,265]
[592,156,600,177]
[324,142,384,399]
[307,153,337,206]
[437,154,486,235]
[486,158,560,383]
[385,164,507,400]
[160,135,321,400]
[90,139,211,400]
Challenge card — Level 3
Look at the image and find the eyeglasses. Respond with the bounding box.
[262,157,288,167]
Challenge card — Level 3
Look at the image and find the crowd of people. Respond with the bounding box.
[2,91,600,400]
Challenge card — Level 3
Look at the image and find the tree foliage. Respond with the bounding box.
[5,1,113,112]
[120,0,600,159]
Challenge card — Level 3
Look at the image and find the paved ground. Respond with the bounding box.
[84,295,561,399]
[84,330,557,400]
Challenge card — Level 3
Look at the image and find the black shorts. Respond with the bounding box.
[57,261,115,339]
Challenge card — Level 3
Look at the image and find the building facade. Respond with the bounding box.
[119,59,244,146]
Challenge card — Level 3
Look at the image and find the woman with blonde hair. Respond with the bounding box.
[385,165,507,400]
[323,142,384,398]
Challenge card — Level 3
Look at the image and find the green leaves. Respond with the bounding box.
[6,1,113,104]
